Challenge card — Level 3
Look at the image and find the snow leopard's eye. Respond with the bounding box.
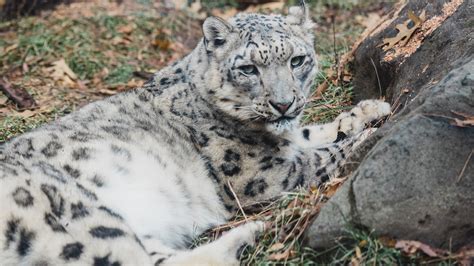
[290,56,306,68]
[238,65,259,76]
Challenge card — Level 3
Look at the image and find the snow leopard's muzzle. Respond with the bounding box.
[250,94,306,134]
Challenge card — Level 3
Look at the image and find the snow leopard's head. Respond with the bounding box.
[201,3,317,134]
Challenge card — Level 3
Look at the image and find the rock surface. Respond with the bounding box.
[305,0,474,251]
[353,0,473,104]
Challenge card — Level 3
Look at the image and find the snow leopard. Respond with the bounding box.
[0,3,390,265]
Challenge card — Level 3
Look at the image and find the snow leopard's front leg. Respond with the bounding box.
[160,221,264,266]
[292,99,391,148]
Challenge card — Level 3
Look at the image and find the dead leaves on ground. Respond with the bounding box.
[0,0,204,121]
[347,237,474,265]
[394,240,474,265]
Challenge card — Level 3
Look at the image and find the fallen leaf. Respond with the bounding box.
[153,29,172,51]
[267,248,291,261]
[343,73,352,82]
[450,111,474,127]
[337,1,409,79]
[350,257,360,266]
[153,39,171,50]
[451,118,474,127]
[126,78,144,88]
[111,36,132,45]
[383,0,462,61]
[0,97,8,105]
[457,246,474,266]
[323,186,338,198]
[378,236,397,247]
[45,59,77,85]
[188,0,206,19]
[310,81,328,101]
[381,10,426,51]
[355,246,362,259]
[268,242,285,252]
[358,239,368,248]
[16,109,37,118]
[395,240,439,257]
[3,43,18,55]
[350,246,363,266]
[117,24,134,34]
[323,177,346,197]
[75,80,89,90]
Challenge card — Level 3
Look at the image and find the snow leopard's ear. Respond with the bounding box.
[202,16,233,52]
[286,0,315,36]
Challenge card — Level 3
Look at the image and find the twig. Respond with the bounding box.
[330,12,343,86]
[457,150,473,183]
[332,13,338,67]
[133,71,154,80]
[0,78,36,109]
[227,180,248,222]
[389,88,405,119]
[423,113,458,120]
[370,57,382,98]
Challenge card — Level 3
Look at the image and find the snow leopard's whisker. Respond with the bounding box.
[243,116,264,126]
[235,106,268,119]
[234,105,254,110]
[251,109,268,118]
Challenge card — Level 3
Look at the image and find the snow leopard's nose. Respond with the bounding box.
[269,99,294,115]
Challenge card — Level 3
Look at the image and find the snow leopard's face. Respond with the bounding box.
[202,7,318,134]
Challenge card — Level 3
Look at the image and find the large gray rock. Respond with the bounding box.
[305,57,474,250]
[305,0,474,251]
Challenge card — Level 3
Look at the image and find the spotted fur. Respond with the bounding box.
[0,4,390,265]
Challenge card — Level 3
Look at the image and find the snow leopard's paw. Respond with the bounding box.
[337,99,390,137]
[227,221,265,254]
[357,99,391,121]
[162,221,264,266]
